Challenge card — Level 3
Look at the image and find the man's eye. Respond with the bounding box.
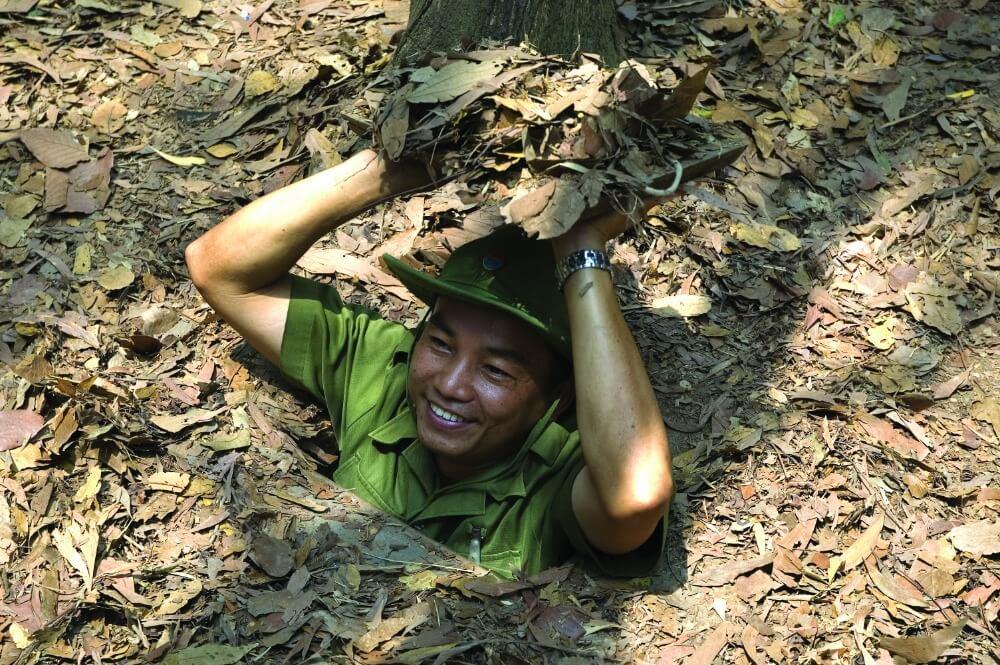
[430,336,450,351]
[484,365,511,380]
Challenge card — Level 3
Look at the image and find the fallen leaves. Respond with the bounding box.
[0,0,997,663]
[162,644,252,665]
[651,294,713,318]
[406,60,505,104]
[151,407,225,433]
[96,264,136,291]
[730,221,802,251]
[146,471,191,492]
[376,46,743,239]
[19,128,89,168]
[691,553,775,587]
[970,398,1000,440]
[878,620,967,664]
[830,512,884,579]
[245,70,279,97]
[250,533,294,578]
[157,578,204,615]
[948,521,1000,557]
[150,146,207,167]
[0,409,44,451]
[91,99,128,134]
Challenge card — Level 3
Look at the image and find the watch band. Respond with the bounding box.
[555,248,612,290]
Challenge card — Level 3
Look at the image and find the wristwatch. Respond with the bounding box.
[555,248,612,291]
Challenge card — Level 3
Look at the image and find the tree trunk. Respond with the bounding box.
[395,0,625,66]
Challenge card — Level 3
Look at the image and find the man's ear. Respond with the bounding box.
[551,377,575,421]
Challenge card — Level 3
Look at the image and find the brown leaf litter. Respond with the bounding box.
[0,0,998,663]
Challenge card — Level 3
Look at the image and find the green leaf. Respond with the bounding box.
[827,5,847,28]
[202,429,251,452]
[130,24,162,47]
[163,644,253,665]
[406,60,504,104]
[75,0,119,11]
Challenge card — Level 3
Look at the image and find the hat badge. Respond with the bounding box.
[482,252,505,271]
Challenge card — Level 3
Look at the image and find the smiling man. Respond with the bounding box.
[185,150,674,578]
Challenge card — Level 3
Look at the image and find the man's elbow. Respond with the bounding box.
[184,238,212,293]
[622,455,674,519]
[629,481,673,522]
[603,472,673,525]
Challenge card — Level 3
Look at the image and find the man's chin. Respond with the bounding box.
[415,423,474,458]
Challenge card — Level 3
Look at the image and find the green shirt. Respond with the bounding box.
[280,276,664,578]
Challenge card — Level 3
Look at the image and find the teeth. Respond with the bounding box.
[430,403,466,423]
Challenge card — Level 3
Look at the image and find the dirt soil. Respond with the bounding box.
[0,0,998,663]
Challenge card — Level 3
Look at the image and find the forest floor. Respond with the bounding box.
[1,0,999,663]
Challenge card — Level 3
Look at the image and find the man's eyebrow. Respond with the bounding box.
[427,312,455,336]
[428,312,531,367]
[483,345,531,367]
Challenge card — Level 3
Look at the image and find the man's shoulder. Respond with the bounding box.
[285,275,415,352]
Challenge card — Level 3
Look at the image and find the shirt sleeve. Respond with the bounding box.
[549,457,667,578]
[279,275,412,445]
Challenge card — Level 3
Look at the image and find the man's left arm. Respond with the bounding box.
[552,215,674,556]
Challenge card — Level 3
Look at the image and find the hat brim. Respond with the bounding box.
[382,254,571,359]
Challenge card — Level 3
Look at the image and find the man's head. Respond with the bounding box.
[383,226,572,480]
[407,296,571,480]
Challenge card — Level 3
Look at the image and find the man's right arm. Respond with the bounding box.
[184,150,429,365]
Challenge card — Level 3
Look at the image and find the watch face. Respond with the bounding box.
[482,253,505,271]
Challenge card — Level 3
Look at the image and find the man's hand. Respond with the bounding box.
[552,196,675,556]
[551,192,678,260]
[186,150,432,364]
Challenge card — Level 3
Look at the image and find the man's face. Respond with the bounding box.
[407,297,563,481]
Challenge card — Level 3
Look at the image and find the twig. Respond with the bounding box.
[361,552,479,574]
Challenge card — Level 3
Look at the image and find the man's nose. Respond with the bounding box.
[436,356,475,402]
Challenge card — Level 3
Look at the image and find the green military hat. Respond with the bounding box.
[382,225,571,359]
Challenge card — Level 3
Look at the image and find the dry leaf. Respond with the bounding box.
[970,398,1000,440]
[19,128,89,168]
[151,146,206,167]
[157,578,203,615]
[245,70,279,97]
[380,86,411,161]
[91,100,128,133]
[205,142,239,158]
[730,222,801,251]
[73,465,102,503]
[151,407,223,433]
[502,178,588,239]
[162,645,252,665]
[153,0,201,17]
[932,367,972,400]
[97,264,135,291]
[8,622,30,648]
[407,60,505,104]
[146,471,190,492]
[0,409,44,451]
[830,512,883,579]
[684,621,736,665]
[0,215,33,248]
[877,620,967,664]
[52,527,94,588]
[73,242,93,274]
[299,247,408,298]
[251,533,294,578]
[866,317,896,350]
[691,553,775,586]
[948,521,1000,556]
[651,294,713,318]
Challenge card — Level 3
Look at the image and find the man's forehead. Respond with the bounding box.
[429,298,546,354]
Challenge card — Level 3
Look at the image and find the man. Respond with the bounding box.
[185,149,674,578]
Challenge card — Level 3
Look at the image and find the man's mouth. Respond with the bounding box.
[429,401,469,424]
